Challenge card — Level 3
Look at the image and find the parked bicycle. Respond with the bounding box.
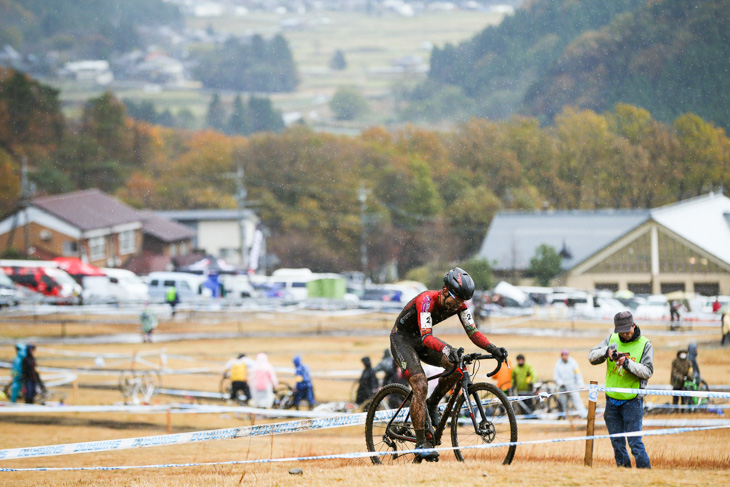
[272,382,296,409]
[365,348,517,465]
[118,370,160,404]
[511,380,564,417]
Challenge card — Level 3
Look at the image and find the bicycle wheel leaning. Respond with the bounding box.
[451,382,518,464]
[220,376,232,400]
[365,383,415,465]
[118,370,135,399]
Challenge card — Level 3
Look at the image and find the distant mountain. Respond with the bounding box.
[420,0,730,131]
[0,0,182,58]
[523,0,730,129]
[425,0,645,119]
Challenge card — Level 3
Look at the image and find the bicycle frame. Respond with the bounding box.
[382,351,502,446]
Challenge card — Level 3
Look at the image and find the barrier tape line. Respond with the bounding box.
[1,385,727,461]
[0,403,351,418]
[1,424,728,472]
[0,411,366,461]
[594,385,730,400]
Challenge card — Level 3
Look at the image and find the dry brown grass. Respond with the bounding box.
[1,312,729,486]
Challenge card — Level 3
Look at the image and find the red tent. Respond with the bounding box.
[53,257,106,276]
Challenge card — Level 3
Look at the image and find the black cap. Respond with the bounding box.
[614,311,634,333]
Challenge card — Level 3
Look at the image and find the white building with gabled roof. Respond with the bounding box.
[478,192,730,294]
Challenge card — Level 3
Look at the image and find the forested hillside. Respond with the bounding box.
[419,0,730,131]
[524,0,730,129]
[3,69,729,275]
[422,0,644,120]
[0,0,181,58]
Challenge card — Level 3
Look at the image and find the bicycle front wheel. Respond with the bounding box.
[365,383,415,465]
[451,382,517,464]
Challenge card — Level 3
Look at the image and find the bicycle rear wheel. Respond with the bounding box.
[451,382,517,464]
[365,383,415,465]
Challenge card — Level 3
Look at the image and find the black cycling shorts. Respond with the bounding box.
[390,332,446,380]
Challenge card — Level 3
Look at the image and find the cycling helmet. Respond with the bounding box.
[443,267,475,300]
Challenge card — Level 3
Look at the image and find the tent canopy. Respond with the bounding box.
[53,257,105,276]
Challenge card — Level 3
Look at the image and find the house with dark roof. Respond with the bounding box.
[0,189,143,267]
[0,189,195,271]
[477,192,730,295]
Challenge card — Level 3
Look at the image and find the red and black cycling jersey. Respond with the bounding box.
[391,290,491,353]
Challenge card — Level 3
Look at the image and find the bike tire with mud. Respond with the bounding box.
[364,383,415,465]
[451,382,517,464]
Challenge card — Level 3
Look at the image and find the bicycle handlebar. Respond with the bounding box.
[431,348,508,381]
[457,348,505,378]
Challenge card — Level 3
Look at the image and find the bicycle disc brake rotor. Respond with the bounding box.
[477,420,497,442]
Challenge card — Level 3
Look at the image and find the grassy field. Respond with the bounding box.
[1,312,729,485]
[56,9,502,130]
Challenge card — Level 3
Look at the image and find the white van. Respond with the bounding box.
[269,268,316,300]
[102,268,150,303]
[219,274,255,302]
[146,272,203,303]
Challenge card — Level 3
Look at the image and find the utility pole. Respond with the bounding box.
[236,164,248,270]
[359,183,368,279]
[20,156,32,255]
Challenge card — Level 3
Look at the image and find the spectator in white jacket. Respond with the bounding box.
[251,353,278,408]
[553,349,587,418]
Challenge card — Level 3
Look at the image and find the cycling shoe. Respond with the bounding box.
[414,443,439,462]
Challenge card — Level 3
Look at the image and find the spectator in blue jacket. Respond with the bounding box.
[10,344,26,403]
[292,355,315,410]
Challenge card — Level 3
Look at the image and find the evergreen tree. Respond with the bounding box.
[248,96,285,134]
[205,93,227,132]
[329,49,347,70]
[527,244,563,286]
[228,94,249,135]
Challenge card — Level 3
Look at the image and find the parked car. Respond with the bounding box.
[0,263,80,304]
[219,274,255,301]
[360,287,403,302]
[633,294,669,320]
[101,268,150,303]
[80,275,115,304]
[146,272,203,303]
[0,271,20,307]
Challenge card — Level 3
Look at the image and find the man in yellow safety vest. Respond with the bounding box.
[589,311,653,469]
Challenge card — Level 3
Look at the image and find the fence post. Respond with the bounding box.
[584,381,598,467]
[166,408,172,434]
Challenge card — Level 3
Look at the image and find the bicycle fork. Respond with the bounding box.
[460,370,491,437]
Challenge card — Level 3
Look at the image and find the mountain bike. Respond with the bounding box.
[365,348,517,465]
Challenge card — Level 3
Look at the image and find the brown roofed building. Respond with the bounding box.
[0,189,195,272]
[0,189,142,267]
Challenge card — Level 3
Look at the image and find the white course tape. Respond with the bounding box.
[596,385,730,399]
[1,384,727,461]
[1,424,728,472]
[0,403,349,419]
[0,411,365,461]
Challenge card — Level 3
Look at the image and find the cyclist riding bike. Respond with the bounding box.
[390,267,507,462]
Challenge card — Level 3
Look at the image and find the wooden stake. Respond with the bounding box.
[584,381,597,467]
[166,408,172,434]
